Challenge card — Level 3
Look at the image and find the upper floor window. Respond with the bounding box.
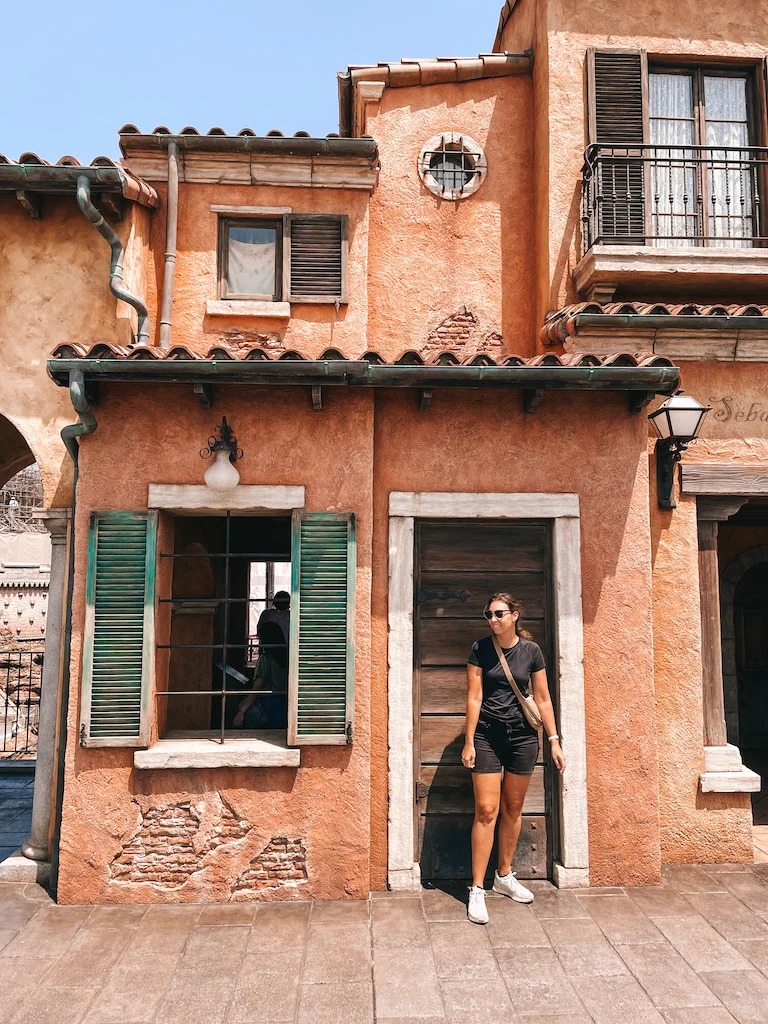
[217,213,348,304]
[418,133,487,200]
[584,50,763,250]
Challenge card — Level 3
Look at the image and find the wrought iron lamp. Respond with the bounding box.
[649,394,710,509]
[200,417,243,490]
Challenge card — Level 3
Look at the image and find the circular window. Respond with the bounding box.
[418,133,487,200]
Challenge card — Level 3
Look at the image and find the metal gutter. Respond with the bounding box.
[50,368,97,894]
[158,142,179,350]
[119,134,379,162]
[76,176,150,347]
[47,358,680,395]
[0,164,129,194]
[572,314,768,332]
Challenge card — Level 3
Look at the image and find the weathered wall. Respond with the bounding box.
[144,184,369,357]
[649,361,767,865]
[57,384,373,904]
[371,387,662,887]
[365,75,537,360]
[0,195,152,506]
[501,0,768,320]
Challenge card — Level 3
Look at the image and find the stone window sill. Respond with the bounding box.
[133,732,300,769]
[206,300,291,319]
[699,767,761,793]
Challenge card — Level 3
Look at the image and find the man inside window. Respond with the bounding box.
[257,591,290,646]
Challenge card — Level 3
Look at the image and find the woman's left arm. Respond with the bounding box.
[531,669,566,773]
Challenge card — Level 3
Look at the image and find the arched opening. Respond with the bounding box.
[735,562,768,827]
[0,462,48,765]
[0,415,35,492]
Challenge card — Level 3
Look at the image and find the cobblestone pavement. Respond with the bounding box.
[1,862,768,1023]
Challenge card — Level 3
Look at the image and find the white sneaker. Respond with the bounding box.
[493,869,534,903]
[467,885,489,924]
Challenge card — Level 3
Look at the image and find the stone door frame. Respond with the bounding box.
[386,492,589,891]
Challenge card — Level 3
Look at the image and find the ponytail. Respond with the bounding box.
[485,592,534,640]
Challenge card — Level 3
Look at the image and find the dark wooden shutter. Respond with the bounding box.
[288,512,355,744]
[80,511,156,747]
[284,214,348,304]
[587,49,648,242]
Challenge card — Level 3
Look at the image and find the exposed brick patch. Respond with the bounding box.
[111,800,250,889]
[423,305,504,360]
[219,330,285,355]
[232,837,308,898]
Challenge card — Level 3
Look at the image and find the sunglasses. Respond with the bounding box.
[483,609,514,620]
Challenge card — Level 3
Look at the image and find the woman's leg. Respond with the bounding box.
[497,771,532,876]
[471,772,502,887]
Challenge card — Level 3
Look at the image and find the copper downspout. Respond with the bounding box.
[158,142,179,349]
[75,176,150,347]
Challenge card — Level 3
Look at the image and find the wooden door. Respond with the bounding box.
[415,520,554,882]
[736,562,768,750]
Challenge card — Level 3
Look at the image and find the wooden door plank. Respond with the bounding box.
[420,715,543,764]
[420,617,547,665]
[419,764,545,815]
[418,814,548,880]
[418,570,546,618]
[419,523,546,572]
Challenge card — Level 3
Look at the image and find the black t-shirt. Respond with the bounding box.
[468,635,546,721]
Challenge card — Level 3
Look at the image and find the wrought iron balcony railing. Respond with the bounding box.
[581,144,768,254]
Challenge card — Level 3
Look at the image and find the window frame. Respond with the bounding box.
[218,216,284,302]
[648,62,761,244]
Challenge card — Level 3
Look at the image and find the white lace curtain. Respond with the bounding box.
[649,72,752,247]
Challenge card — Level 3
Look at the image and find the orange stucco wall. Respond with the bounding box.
[501,0,768,321]
[58,381,668,902]
[0,196,150,505]
[57,384,374,904]
[365,75,537,359]
[144,183,370,357]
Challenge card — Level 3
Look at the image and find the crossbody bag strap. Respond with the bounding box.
[491,635,530,706]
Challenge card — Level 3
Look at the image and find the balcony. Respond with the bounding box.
[575,144,768,302]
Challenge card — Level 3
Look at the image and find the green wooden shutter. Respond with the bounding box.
[80,511,156,747]
[587,48,648,242]
[288,512,355,745]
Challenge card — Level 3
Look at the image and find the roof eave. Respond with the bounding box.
[47,358,680,396]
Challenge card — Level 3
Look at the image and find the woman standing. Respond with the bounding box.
[462,593,566,924]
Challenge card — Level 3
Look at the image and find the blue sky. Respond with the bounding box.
[2,0,501,164]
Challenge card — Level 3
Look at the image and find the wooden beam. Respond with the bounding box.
[193,383,212,408]
[15,190,41,218]
[682,463,768,495]
[523,388,544,413]
[697,518,728,747]
[311,385,323,410]
[418,388,432,412]
[628,390,655,415]
[99,193,124,221]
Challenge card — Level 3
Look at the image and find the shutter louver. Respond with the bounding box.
[588,49,647,243]
[80,511,156,746]
[288,512,355,745]
[285,215,347,303]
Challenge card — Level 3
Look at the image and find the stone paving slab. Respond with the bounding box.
[0,863,767,1023]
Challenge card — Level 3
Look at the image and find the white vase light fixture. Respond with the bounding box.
[200,416,243,490]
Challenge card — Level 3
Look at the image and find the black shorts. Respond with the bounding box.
[471,712,539,776]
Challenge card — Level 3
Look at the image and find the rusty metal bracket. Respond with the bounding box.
[418,388,432,412]
[311,385,323,410]
[417,587,471,603]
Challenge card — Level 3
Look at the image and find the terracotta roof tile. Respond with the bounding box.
[346,51,530,90]
[540,301,768,345]
[48,341,670,370]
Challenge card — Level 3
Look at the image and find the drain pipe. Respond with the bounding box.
[48,368,97,893]
[76,175,150,347]
[159,142,179,350]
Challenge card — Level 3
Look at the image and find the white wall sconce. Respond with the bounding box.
[649,393,710,510]
[200,417,243,490]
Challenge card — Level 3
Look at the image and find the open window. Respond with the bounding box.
[79,509,355,750]
[584,50,765,248]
